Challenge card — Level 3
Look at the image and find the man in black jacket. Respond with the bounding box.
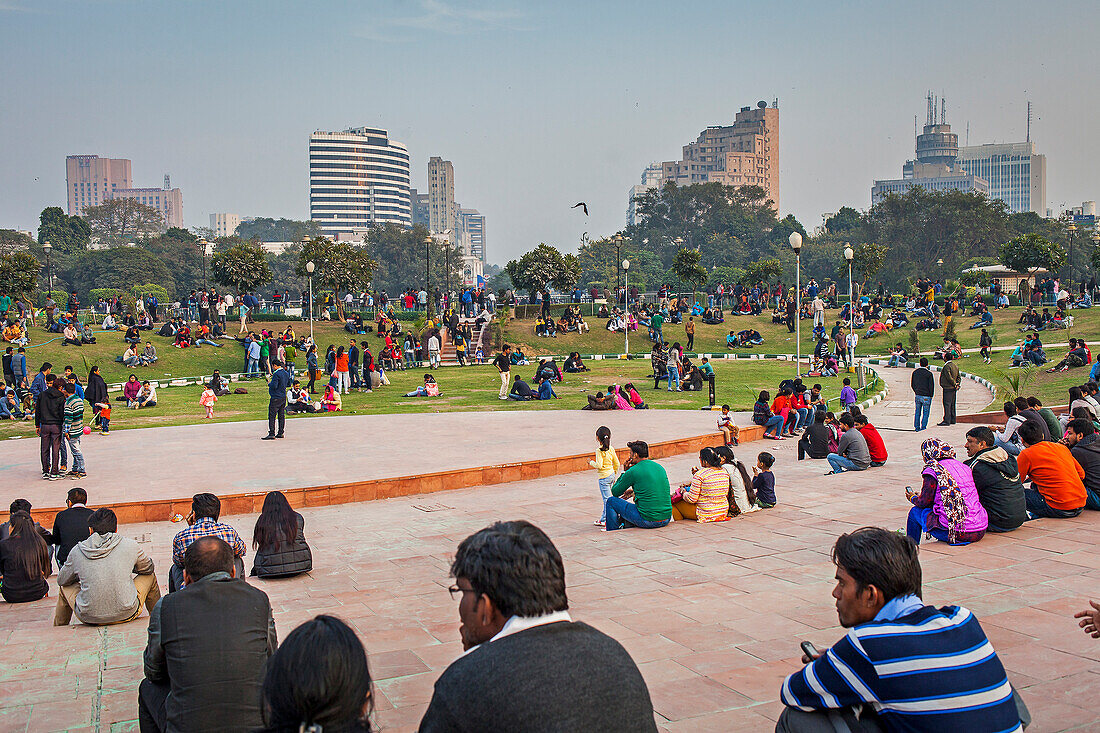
[1065,418,1100,511]
[35,375,66,479]
[937,353,961,426]
[420,521,656,732]
[139,536,276,733]
[798,411,831,461]
[911,357,935,432]
[52,487,93,568]
[963,427,1028,532]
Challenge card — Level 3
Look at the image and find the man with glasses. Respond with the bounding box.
[420,520,656,732]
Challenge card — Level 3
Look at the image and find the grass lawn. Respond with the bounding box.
[0,334,853,439]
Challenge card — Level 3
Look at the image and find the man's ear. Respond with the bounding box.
[860,583,884,610]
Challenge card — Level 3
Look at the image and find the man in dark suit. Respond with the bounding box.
[138,537,276,733]
[419,521,656,732]
[51,487,93,568]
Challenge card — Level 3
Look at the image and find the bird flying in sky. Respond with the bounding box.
[572,202,588,216]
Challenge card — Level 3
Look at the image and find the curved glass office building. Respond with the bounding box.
[309,127,411,237]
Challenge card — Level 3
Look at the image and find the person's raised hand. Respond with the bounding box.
[1074,600,1100,638]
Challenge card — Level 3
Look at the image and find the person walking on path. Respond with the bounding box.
[685,317,695,352]
[262,362,291,441]
[494,345,511,400]
[939,352,961,426]
[911,357,935,431]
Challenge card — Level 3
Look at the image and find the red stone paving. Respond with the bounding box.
[2,367,1099,731]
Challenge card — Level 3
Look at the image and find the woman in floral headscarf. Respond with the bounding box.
[905,438,988,545]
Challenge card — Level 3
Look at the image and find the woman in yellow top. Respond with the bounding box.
[589,426,620,527]
[672,448,731,522]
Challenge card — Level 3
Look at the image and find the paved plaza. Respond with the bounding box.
[2,368,1098,731]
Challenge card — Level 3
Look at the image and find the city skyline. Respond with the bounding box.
[1,0,1097,263]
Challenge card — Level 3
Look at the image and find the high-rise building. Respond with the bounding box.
[627,163,664,226]
[872,94,989,204]
[660,102,780,208]
[409,188,430,228]
[309,127,411,238]
[457,208,486,261]
[112,180,184,228]
[428,157,457,236]
[66,155,132,215]
[955,142,1047,215]
[209,213,242,237]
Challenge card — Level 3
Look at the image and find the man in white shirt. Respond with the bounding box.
[812,296,826,328]
[428,332,441,369]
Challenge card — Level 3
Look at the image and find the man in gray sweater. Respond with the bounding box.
[825,413,871,474]
[54,508,160,626]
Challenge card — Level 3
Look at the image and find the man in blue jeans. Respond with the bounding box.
[825,414,871,475]
[911,357,935,431]
[605,441,672,531]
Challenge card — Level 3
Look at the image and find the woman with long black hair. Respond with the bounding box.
[306,345,319,394]
[85,365,108,430]
[251,491,312,579]
[259,615,373,733]
[0,511,51,603]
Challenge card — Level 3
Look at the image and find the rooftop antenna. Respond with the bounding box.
[1026,100,1032,143]
[914,115,918,141]
[926,91,934,126]
[163,174,170,190]
[941,96,946,125]
[966,121,970,146]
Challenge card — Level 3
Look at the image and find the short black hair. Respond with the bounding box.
[67,487,87,505]
[839,413,855,428]
[1003,401,1017,417]
[1068,418,1096,436]
[184,536,234,580]
[919,357,928,367]
[450,521,568,618]
[965,426,996,448]
[88,508,117,534]
[191,493,221,521]
[721,404,730,411]
[843,377,851,385]
[1027,397,1042,407]
[1017,420,1045,447]
[1012,397,1029,411]
[832,527,922,602]
[9,498,31,515]
[853,414,869,425]
[627,440,649,459]
[757,451,774,468]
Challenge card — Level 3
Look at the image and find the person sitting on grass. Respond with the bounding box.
[1047,338,1089,373]
[582,391,615,410]
[905,438,987,546]
[509,347,530,366]
[286,380,316,413]
[135,381,157,409]
[563,352,589,373]
[321,383,342,412]
[777,527,1026,733]
[538,375,561,401]
[404,373,440,398]
[101,313,118,330]
[124,324,141,345]
[605,441,672,532]
[509,374,539,401]
[670,447,730,523]
[887,342,908,367]
[62,322,82,346]
[969,309,994,329]
[624,383,647,409]
[122,374,141,406]
[119,343,142,368]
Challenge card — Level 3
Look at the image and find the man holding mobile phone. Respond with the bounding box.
[777,527,1026,732]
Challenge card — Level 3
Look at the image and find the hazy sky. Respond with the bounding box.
[2,0,1097,264]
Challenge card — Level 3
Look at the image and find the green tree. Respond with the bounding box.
[211,241,273,294]
[236,217,322,242]
[825,206,864,235]
[504,244,571,297]
[740,258,783,286]
[138,233,206,294]
[844,242,889,294]
[63,247,177,302]
[82,199,165,246]
[363,224,459,295]
[0,250,41,296]
[0,229,36,254]
[37,207,91,256]
[296,238,377,320]
[672,247,707,303]
[1000,233,1066,276]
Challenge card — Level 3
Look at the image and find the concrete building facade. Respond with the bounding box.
[309,127,411,238]
[627,162,664,226]
[409,189,430,228]
[427,157,457,236]
[955,142,1047,215]
[457,208,485,262]
[209,212,242,237]
[111,185,184,227]
[660,102,780,208]
[66,155,133,215]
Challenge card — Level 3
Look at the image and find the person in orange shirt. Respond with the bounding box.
[334,346,350,395]
[771,388,794,438]
[1015,422,1086,519]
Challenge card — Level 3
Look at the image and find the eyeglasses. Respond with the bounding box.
[448,585,477,600]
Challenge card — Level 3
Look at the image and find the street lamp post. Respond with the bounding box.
[198,238,208,290]
[1067,222,1077,286]
[42,239,53,295]
[306,260,315,342]
[844,245,854,368]
[613,234,624,297]
[789,232,803,376]
[423,235,432,318]
[623,259,631,355]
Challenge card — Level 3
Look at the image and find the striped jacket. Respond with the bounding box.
[63,394,84,437]
[781,604,1022,732]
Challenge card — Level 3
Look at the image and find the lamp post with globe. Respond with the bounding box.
[789,231,803,375]
[306,260,315,342]
[844,245,855,367]
[623,258,631,355]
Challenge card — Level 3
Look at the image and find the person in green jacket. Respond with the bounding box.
[605,441,672,531]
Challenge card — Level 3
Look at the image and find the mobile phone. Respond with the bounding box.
[800,641,820,658]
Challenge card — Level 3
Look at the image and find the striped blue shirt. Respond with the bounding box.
[781,604,1022,732]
